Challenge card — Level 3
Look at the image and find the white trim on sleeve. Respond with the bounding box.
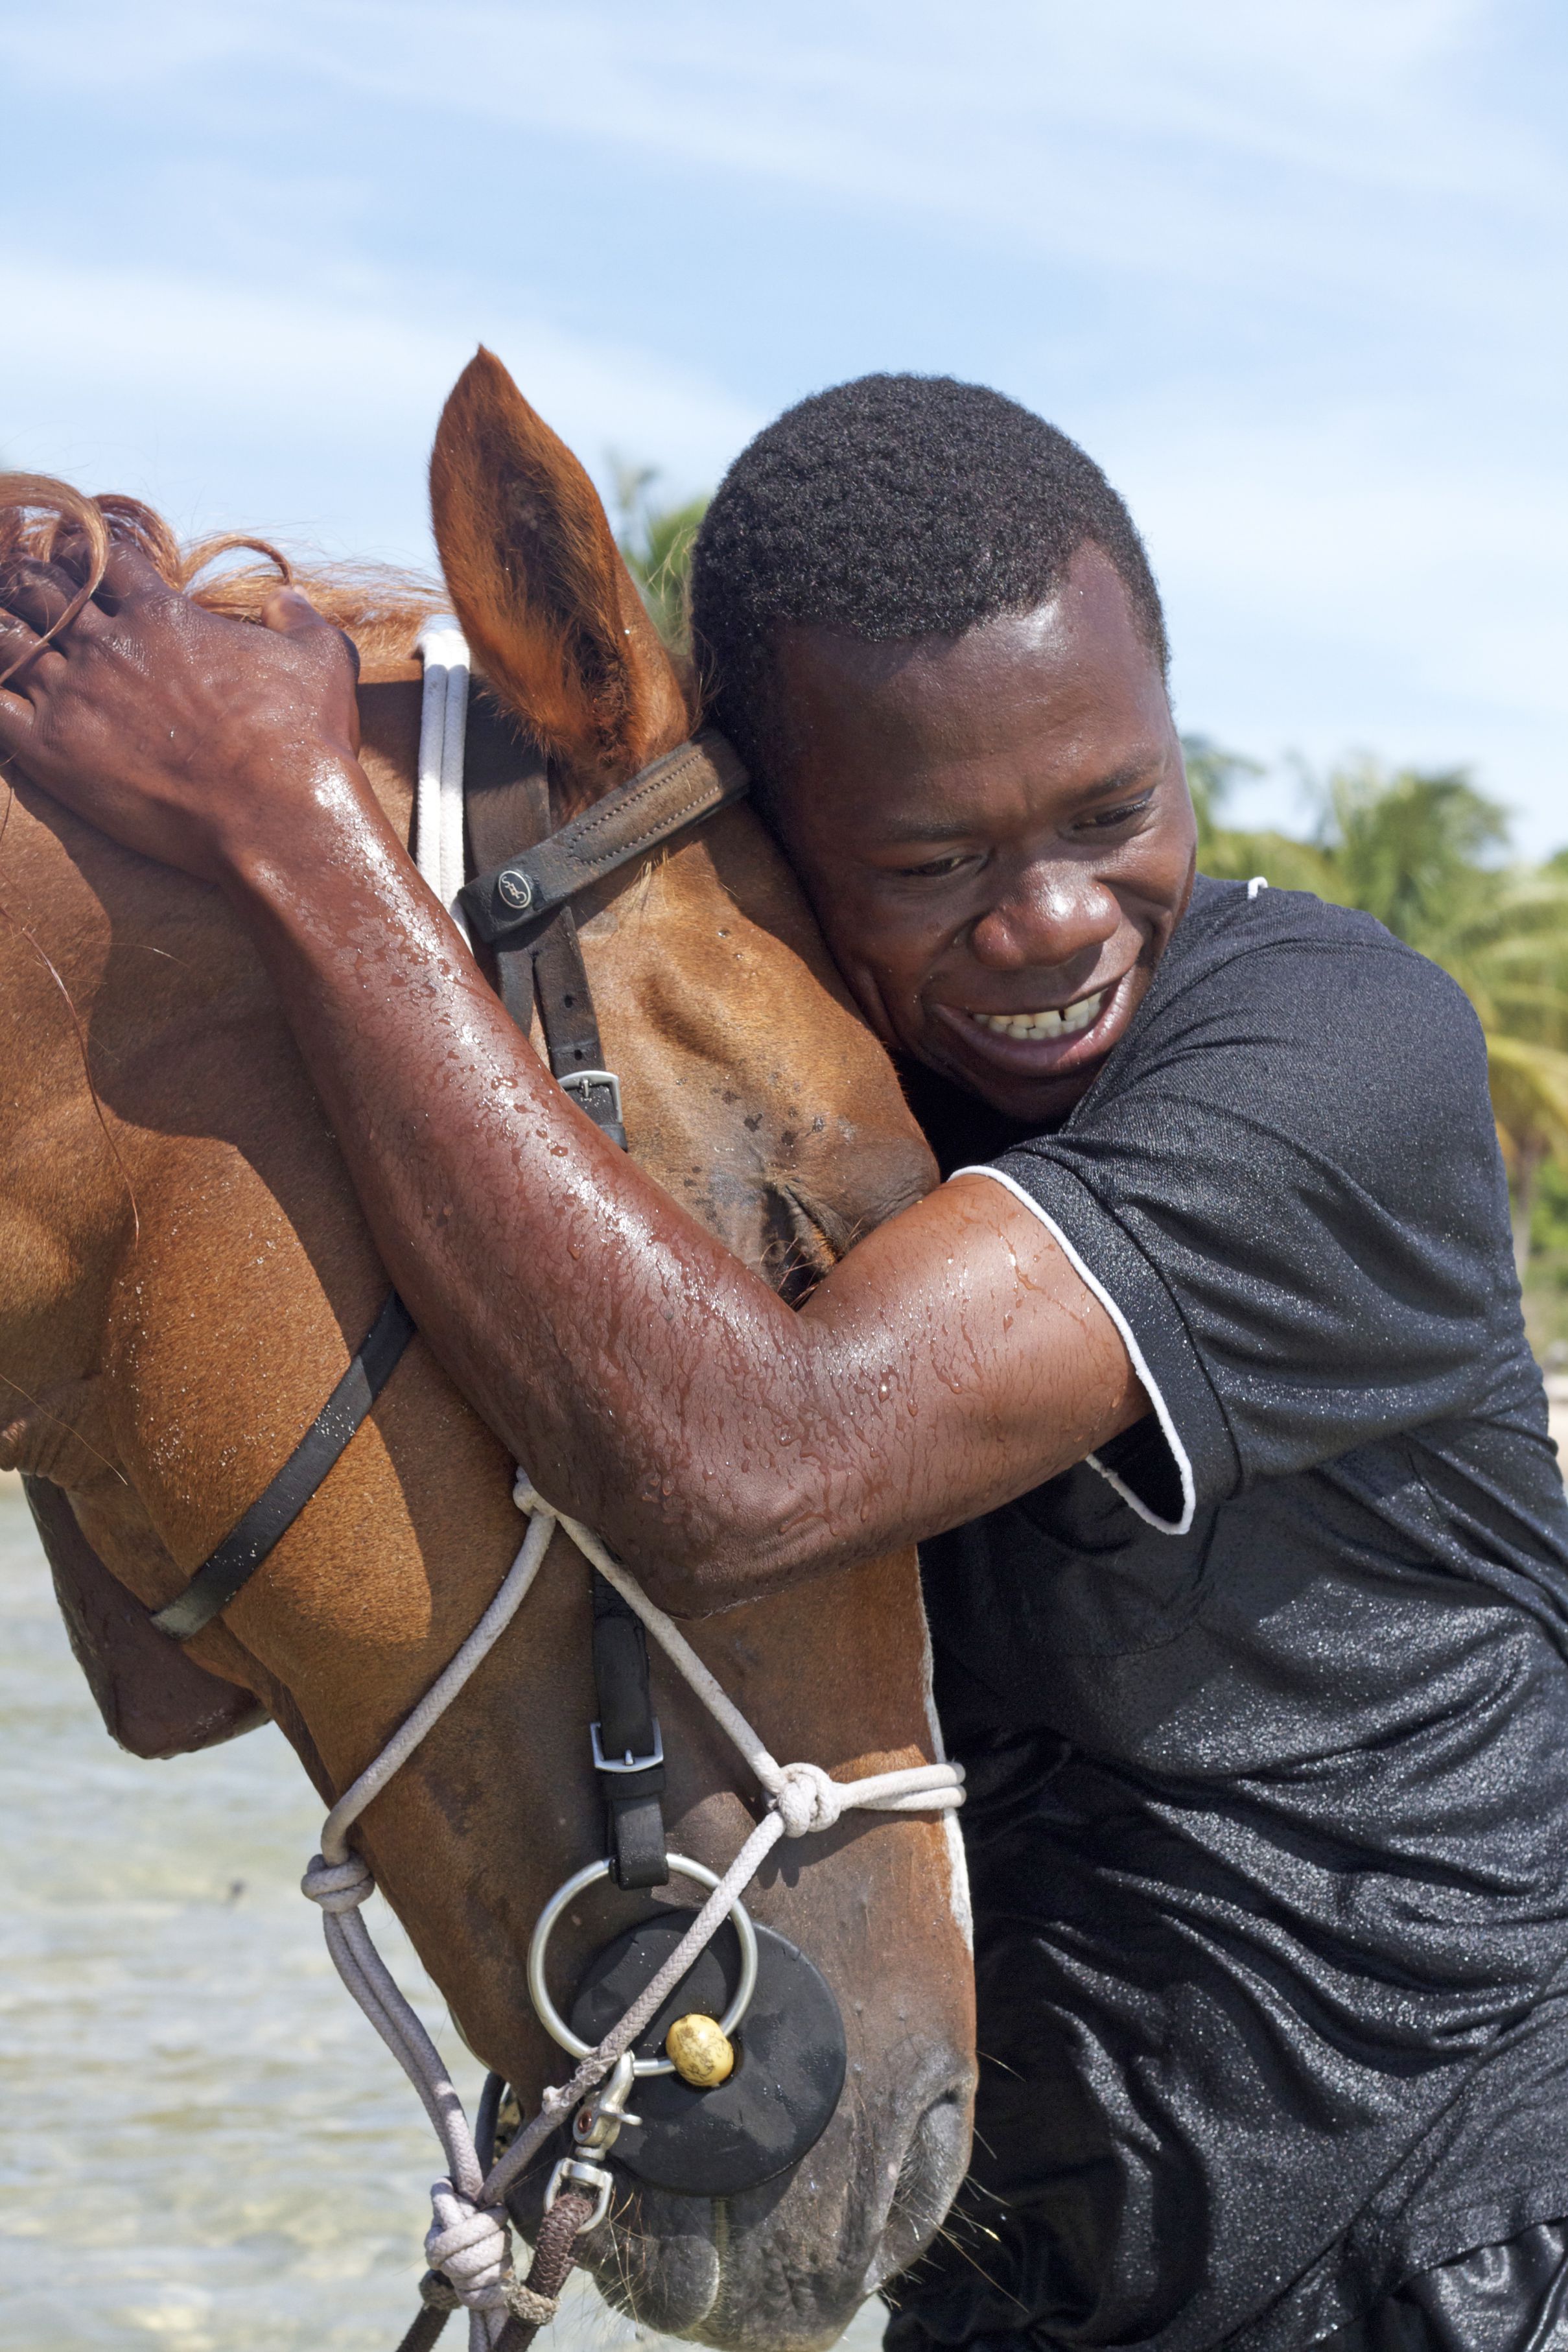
[952,1162,1198,1537]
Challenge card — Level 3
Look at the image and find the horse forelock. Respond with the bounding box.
[0,475,445,678]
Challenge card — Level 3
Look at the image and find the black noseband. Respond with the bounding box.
[565,1911,847,2199]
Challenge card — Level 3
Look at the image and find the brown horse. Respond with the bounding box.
[0,351,975,2347]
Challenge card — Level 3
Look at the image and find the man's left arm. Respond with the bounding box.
[0,552,1147,1608]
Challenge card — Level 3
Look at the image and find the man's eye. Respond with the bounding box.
[1077,792,1156,834]
[895,853,972,880]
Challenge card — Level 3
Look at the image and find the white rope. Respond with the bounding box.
[415,621,473,939]
[320,1509,554,1867]
[302,1511,552,2352]
[325,611,961,2344]
[321,618,963,2332]
[522,1477,963,1829]
[299,1477,963,2339]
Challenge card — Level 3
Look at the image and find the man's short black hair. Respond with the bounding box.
[689,372,1167,803]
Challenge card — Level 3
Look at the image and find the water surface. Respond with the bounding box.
[0,1486,882,2352]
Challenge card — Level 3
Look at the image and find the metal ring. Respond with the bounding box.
[527,1855,759,2077]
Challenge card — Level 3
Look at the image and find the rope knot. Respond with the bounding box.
[513,1466,554,1520]
[773,1761,843,1838]
[301,1852,374,1914]
[506,2280,562,2327]
[425,2178,512,2312]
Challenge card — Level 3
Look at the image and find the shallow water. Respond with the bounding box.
[0,1485,883,2352]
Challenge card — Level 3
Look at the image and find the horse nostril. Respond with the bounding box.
[898,2086,969,2224]
[867,2076,973,2292]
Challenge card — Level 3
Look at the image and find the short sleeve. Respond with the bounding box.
[959,891,1523,1535]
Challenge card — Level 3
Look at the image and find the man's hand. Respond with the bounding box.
[0,535,368,884]
[0,504,1149,1608]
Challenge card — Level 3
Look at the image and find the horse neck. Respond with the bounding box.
[0,667,937,1657]
[0,688,970,2131]
[0,674,422,1439]
[0,659,935,1535]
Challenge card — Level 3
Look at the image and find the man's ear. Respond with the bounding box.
[429,348,691,806]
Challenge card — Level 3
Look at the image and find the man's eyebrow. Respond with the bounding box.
[875,813,990,845]
[872,763,1161,845]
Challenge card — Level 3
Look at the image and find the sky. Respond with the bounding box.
[5,0,1565,849]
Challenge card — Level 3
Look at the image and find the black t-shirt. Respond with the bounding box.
[913,876,1568,2352]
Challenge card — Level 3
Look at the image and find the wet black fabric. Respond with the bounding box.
[890,2218,1568,2352]
[904,878,1568,2351]
[1320,2218,1568,2349]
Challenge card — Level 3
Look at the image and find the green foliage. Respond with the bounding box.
[611,458,708,657]
[1318,762,1506,957]
[1181,735,1335,895]
[1535,1157,1568,1258]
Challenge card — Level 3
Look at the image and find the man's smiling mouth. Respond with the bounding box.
[926,967,1142,1096]
[968,989,1105,1041]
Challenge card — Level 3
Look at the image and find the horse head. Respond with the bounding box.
[0,352,975,2347]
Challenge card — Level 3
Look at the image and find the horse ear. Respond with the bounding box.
[430,348,692,804]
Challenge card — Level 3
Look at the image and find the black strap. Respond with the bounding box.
[145,710,734,1651]
[529,909,627,1148]
[150,1291,415,1641]
[459,731,747,954]
[591,1569,668,1889]
[461,697,629,1146]
[460,692,551,1035]
[463,706,659,1878]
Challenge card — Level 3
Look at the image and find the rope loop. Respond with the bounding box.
[505,2281,561,2327]
[773,1759,843,1837]
[304,1459,965,2331]
[512,1472,551,1520]
[417,2270,462,2313]
[425,2178,512,2312]
[301,1851,375,1913]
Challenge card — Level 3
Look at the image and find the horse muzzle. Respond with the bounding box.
[501,1894,970,2349]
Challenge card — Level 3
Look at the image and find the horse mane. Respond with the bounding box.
[0,476,444,676]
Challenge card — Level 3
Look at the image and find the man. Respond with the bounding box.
[3,374,1567,2352]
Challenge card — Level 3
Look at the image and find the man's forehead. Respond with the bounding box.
[781,558,1159,727]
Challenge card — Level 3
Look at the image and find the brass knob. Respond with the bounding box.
[666,2012,735,2087]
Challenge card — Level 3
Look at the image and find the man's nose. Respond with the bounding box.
[970,862,1121,972]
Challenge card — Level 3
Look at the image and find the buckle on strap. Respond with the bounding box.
[459,729,749,953]
[544,2156,614,2235]
[560,1068,622,1125]
[591,1718,664,1774]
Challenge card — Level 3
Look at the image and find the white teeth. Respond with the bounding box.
[971,991,1105,1041]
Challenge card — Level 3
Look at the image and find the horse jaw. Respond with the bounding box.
[516,2035,974,2351]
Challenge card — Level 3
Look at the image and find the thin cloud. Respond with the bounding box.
[3,0,1563,845]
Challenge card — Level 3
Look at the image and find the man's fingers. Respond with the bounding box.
[0,602,49,694]
[96,539,180,611]
[261,587,362,718]
[0,684,37,749]
[0,602,40,650]
[0,556,79,639]
[259,585,334,640]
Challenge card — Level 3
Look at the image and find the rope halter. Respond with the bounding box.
[300,1473,964,2351]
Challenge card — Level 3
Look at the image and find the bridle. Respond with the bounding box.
[144,624,965,2352]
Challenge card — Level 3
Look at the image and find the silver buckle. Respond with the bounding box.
[560,1068,623,1123]
[544,2156,614,2235]
[591,1718,664,1774]
[572,2051,642,2150]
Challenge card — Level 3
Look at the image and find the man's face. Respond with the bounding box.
[769,545,1197,1124]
